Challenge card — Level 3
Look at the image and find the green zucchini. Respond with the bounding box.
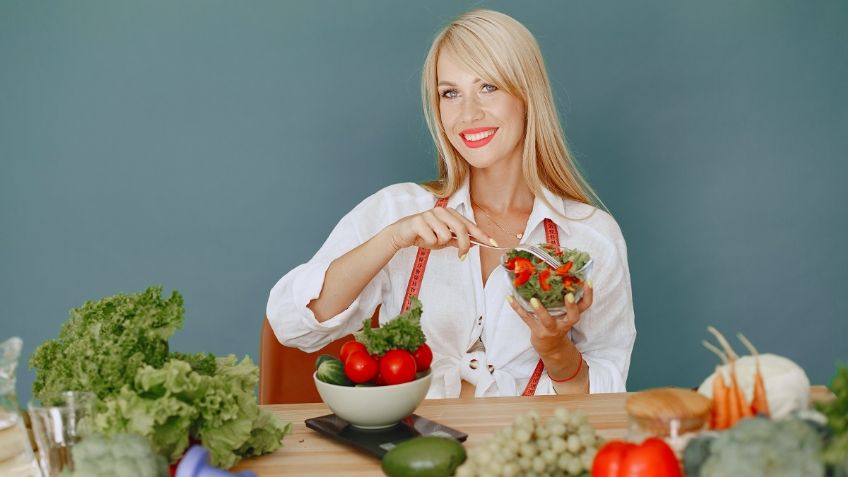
[381,436,466,477]
[315,356,352,386]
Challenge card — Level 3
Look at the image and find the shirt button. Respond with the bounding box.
[487,364,495,373]
[469,359,479,370]
[477,316,483,325]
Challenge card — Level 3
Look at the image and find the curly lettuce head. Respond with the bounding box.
[30,286,183,403]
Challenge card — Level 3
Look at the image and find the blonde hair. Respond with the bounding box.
[421,9,604,211]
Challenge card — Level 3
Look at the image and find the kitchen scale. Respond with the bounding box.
[305,413,467,458]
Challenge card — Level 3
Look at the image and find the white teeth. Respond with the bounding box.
[463,129,496,142]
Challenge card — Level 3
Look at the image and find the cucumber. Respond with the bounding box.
[315,354,337,371]
[315,356,352,386]
[381,436,466,477]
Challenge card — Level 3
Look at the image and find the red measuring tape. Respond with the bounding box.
[400,199,561,396]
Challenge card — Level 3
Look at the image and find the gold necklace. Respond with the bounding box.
[472,201,524,240]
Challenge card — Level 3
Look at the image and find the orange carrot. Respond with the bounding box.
[703,339,731,430]
[730,362,753,420]
[708,327,749,426]
[738,333,770,416]
[712,365,730,429]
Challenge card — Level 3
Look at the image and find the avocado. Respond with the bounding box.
[381,436,466,477]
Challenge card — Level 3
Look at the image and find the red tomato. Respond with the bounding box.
[339,340,367,364]
[412,344,433,372]
[592,438,681,477]
[379,349,417,385]
[343,351,378,384]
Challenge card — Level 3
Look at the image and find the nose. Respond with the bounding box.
[459,95,484,124]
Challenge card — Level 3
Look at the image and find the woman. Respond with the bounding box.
[267,9,635,398]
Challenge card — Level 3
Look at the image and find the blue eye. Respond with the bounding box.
[482,84,498,93]
[440,89,458,99]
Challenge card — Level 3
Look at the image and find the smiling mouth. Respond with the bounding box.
[460,127,498,148]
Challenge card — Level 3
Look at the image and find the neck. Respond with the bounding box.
[469,154,534,214]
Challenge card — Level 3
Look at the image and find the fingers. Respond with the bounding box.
[529,297,559,332]
[506,295,540,334]
[421,211,453,247]
[435,207,495,247]
[431,208,471,258]
[563,291,581,328]
[577,280,594,313]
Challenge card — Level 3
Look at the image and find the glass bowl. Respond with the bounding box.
[501,251,593,318]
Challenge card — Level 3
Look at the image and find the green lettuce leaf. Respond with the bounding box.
[354,296,425,355]
[30,286,183,403]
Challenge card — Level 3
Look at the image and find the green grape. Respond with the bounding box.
[520,442,537,458]
[554,408,569,421]
[557,454,573,471]
[566,456,583,475]
[550,422,566,437]
[580,451,595,470]
[502,462,520,477]
[566,434,582,453]
[515,428,531,443]
[532,456,546,473]
[456,464,476,477]
[550,436,567,453]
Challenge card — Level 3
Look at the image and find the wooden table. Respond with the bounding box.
[232,386,832,476]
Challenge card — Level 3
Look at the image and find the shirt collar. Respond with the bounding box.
[446,176,571,237]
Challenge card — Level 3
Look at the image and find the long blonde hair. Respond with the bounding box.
[421,9,604,211]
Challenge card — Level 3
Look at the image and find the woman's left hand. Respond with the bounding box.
[507,285,594,358]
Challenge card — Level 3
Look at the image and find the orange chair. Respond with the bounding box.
[259,309,379,404]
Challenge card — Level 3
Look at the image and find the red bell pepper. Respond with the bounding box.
[538,269,552,291]
[512,258,535,287]
[591,438,681,477]
[555,261,573,276]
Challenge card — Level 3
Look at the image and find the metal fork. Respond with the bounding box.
[467,238,563,268]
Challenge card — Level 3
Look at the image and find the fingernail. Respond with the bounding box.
[459,253,467,261]
[587,280,593,289]
[566,293,575,304]
[489,238,499,247]
[506,295,514,304]
[530,297,541,309]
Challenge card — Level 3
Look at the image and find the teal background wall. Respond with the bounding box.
[2,1,846,404]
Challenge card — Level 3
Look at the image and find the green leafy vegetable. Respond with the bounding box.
[31,286,292,469]
[817,363,848,477]
[61,433,169,477]
[354,296,425,355]
[31,286,183,403]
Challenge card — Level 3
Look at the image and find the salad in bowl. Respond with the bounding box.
[502,244,592,317]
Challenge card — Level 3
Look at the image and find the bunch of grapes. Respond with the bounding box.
[455,408,602,477]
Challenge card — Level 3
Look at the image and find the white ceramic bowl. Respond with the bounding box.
[313,370,432,429]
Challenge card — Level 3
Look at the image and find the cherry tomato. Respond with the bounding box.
[339,340,367,364]
[412,343,433,372]
[343,351,378,384]
[379,349,417,385]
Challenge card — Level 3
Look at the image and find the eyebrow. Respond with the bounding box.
[437,78,483,87]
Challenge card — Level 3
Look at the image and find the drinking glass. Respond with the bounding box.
[28,391,95,476]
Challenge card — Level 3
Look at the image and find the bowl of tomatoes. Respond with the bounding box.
[313,298,434,429]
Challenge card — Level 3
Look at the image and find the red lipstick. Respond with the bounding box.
[460,127,498,149]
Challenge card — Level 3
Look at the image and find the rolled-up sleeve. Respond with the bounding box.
[266,194,389,353]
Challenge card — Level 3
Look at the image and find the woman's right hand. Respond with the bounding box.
[386,206,495,258]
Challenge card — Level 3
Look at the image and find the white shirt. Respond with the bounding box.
[266,179,636,398]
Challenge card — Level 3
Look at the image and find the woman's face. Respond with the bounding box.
[437,51,526,170]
